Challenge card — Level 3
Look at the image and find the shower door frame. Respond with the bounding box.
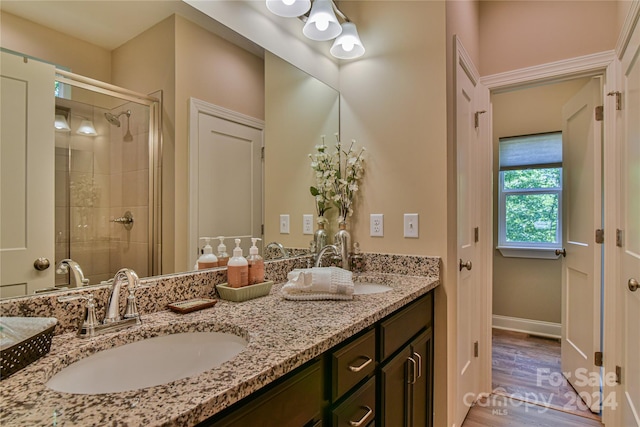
[55,69,162,277]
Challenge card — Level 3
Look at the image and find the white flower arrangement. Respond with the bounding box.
[309,134,365,223]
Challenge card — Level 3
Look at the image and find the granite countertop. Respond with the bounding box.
[0,272,439,426]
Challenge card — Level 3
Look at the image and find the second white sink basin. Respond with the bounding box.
[46,332,247,394]
[353,282,393,295]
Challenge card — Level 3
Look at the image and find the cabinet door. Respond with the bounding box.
[380,346,412,427]
[206,359,324,427]
[410,329,433,427]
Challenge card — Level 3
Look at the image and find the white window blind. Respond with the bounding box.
[499,132,562,171]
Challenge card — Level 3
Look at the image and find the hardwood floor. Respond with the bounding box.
[461,329,604,427]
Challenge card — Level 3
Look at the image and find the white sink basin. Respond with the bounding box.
[353,282,393,295]
[46,332,247,394]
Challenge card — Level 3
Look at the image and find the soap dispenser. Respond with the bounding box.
[216,236,229,266]
[227,238,248,288]
[197,237,218,270]
[247,238,264,285]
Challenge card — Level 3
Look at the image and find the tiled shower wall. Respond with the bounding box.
[54,102,149,287]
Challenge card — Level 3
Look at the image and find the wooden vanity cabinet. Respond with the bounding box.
[200,357,325,427]
[199,291,433,427]
[378,293,433,427]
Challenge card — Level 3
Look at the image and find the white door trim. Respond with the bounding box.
[188,98,265,267]
[480,51,615,93]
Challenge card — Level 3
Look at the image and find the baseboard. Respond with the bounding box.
[492,314,561,339]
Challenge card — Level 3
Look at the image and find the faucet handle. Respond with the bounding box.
[58,294,98,337]
[123,287,141,324]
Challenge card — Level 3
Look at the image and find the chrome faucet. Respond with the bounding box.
[58,268,141,338]
[315,244,339,267]
[105,268,140,324]
[265,241,290,259]
[55,259,89,287]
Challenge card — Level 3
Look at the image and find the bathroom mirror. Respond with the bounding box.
[0,0,339,299]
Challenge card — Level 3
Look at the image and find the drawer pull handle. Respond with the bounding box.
[349,406,373,427]
[413,351,422,379]
[407,356,417,384]
[348,356,373,373]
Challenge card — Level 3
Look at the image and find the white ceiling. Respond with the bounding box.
[0,0,263,55]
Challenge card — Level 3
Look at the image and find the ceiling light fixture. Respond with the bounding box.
[302,0,342,41]
[265,0,365,59]
[330,21,365,59]
[54,114,71,132]
[76,119,97,136]
[266,0,311,18]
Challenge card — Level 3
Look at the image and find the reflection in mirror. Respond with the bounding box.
[0,1,338,300]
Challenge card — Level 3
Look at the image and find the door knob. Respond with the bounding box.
[33,257,50,271]
[555,248,566,257]
[459,259,472,271]
[629,278,639,292]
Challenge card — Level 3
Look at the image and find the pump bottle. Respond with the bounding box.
[247,238,265,285]
[197,237,218,270]
[227,238,248,288]
[216,236,229,266]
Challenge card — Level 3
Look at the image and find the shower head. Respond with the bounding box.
[104,110,131,127]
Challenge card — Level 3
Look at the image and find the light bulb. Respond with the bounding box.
[283,0,295,4]
[342,41,354,52]
[315,16,329,31]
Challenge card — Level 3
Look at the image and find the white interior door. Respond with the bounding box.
[455,42,483,426]
[189,99,263,268]
[619,17,640,427]
[560,76,603,412]
[1,52,55,297]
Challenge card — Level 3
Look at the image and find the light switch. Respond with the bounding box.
[280,214,290,234]
[404,213,419,238]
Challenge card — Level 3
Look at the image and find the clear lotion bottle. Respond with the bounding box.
[216,236,229,266]
[197,237,218,270]
[247,237,264,285]
[227,238,248,288]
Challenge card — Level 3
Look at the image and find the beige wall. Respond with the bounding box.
[0,11,111,82]
[173,15,265,272]
[491,78,590,324]
[264,52,340,248]
[479,1,618,76]
[111,16,177,274]
[339,2,449,425]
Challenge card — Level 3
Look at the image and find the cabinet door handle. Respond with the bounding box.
[349,406,373,427]
[407,356,417,384]
[413,351,422,379]
[348,356,373,373]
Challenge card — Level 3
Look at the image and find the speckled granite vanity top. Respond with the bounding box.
[1,268,439,426]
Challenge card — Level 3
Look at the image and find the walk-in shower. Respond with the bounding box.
[51,70,161,290]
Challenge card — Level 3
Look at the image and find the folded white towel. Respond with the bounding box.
[282,267,354,300]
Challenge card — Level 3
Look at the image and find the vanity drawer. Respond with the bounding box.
[332,376,376,427]
[331,328,376,400]
[379,293,432,360]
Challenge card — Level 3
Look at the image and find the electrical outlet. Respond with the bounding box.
[404,213,419,238]
[370,214,384,237]
[280,214,290,234]
[303,214,313,235]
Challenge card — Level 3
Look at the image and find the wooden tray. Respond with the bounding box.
[167,298,218,314]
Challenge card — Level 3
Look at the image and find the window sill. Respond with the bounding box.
[497,246,561,260]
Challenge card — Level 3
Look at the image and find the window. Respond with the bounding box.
[498,132,562,259]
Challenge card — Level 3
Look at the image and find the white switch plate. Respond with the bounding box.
[280,214,290,234]
[370,214,384,237]
[404,213,419,238]
[303,214,313,235]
